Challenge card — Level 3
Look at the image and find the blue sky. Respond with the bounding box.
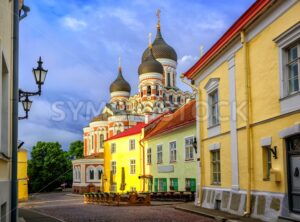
[18,0,255,151]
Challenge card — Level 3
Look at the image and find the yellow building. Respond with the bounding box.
[184,0,300,221]
[104,123,146,193]
[18,149,28,201]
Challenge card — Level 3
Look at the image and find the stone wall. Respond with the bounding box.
[201,188,285,221]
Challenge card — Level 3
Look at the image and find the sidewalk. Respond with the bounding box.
[19,208,64,222]
[174,203,263,222]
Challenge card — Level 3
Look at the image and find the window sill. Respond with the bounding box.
[279,91,300,114]
[0,152,10,161]
[157,162,163,165]
[211,183,221,186]
[169,161,177,164]
[185,159,195,162]
[207,123,220,130]
[280,91,300,101]
[263,178,270,181]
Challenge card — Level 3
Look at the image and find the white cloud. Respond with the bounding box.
[62,17,87,31]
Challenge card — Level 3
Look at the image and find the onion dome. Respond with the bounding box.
[142,14,177,62]
[109,66,131,93]
[138,46,164,75]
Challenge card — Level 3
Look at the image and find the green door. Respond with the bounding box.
[154,178,158,192]
[163,178,167,192]
[173,178,178,191]
[190,178,196,192]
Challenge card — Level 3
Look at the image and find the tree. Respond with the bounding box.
[28,142,72,193]
[68,140,84,159]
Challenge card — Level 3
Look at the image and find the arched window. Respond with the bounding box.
[100,134,104,148]
[98,169,103,180]
[147,86,151,96]
[167,73,171,87]
[177,96,181,103]
[169,95,173,103]
[90,170,94,180]
[156,85,159,96]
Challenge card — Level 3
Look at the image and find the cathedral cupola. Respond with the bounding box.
[110,58,131,99]
[142,10,177,62]
[138,33,164,76]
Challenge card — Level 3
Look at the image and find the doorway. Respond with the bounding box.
[286,135,300,213]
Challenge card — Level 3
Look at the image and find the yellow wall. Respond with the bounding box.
[104,133,144,193]
[18,149,28,201]
[195,1,300,194]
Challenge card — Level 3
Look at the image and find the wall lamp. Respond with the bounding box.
[270,146,278,159]
[18,57,48,120]
[193,137,198,153]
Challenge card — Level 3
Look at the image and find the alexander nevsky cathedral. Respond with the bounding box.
[72,12,194,193]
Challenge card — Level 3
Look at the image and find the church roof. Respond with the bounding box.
[110,67,131,93]
[143,100,196,140]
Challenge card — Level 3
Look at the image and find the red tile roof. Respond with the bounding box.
[185,0,273,79]
[143,100,196,140]
[106,122,146,141]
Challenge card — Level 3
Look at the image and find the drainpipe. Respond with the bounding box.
[180,74,203,205]
[11,0,20,221]
[241,31,253,216]
[139,129,145,192]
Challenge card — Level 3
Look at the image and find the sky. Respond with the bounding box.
[18,0,255,152]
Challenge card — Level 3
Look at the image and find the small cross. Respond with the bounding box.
[148,32,152,47]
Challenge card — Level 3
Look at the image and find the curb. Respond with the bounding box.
[19,208,65,222]
[174,206,227,221]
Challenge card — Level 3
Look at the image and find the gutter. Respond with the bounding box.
[11,0,20,221]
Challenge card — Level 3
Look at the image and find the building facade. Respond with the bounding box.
[143,100,197,193]
[184,0,300,221]
[72,12,193,193]
[103,123,145,193]
[18,148,28,202]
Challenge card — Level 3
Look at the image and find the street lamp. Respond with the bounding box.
[18,57,48,120]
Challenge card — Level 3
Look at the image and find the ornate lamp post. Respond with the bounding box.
[18,57,48,120]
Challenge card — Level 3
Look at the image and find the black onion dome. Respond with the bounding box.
[109,68,131,93]
[142,28,177,62]
[138,48,164,75]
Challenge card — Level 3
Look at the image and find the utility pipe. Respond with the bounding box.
[139,129,146,192]
[11,0,20,221]
[180,74,203,205]
[241,31,253,216]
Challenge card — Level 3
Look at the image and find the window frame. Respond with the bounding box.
[147,148,152,165]
[111,143,116,154]
[211,149,221,185]
[157,144,163,164]
[111,161,116,175]
[129,139,135,151]
[184,136,195,161]
[169,141,177,163]
[129,159,136,174]
[208,89,220,127]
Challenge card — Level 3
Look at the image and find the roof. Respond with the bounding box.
[185,0,273,79]
[143,100,196,140]
[106,122,146,141]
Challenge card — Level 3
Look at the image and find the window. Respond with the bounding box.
[98,169,103,180]
[208,89,219,127]
[169,95,173,104]
[111,161,116,174]
[111,143,116,153]
[185,178,196,192]
[163,93,166,100]
[167,73,171,87]
[156,85,159,96]
[170,178,178,191]
[130,159,136,174]
[147,148,152,164]
[147,85,151,96]
[177,96,181,104]
[89,170,94,180]
[99,134,104,148]
[91,135,94,150]
[155,178,167,192]
[287,45,299,94]
[185,137,194,160]
[157,145,163,164]
[263,147,272,180]
[169,141,177,162]
[129,139,135,150]
[211,150,221,185]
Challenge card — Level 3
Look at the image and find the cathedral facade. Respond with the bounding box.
[72,13,194,193]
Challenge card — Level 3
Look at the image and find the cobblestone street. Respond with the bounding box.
[19,193,215,222]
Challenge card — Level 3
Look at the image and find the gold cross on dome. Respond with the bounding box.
[156,9,161,27]
[148,32,152,48]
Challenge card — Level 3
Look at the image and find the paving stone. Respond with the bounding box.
[230,193,241,211]
[257,196,266,215]
[270,197,281,211]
